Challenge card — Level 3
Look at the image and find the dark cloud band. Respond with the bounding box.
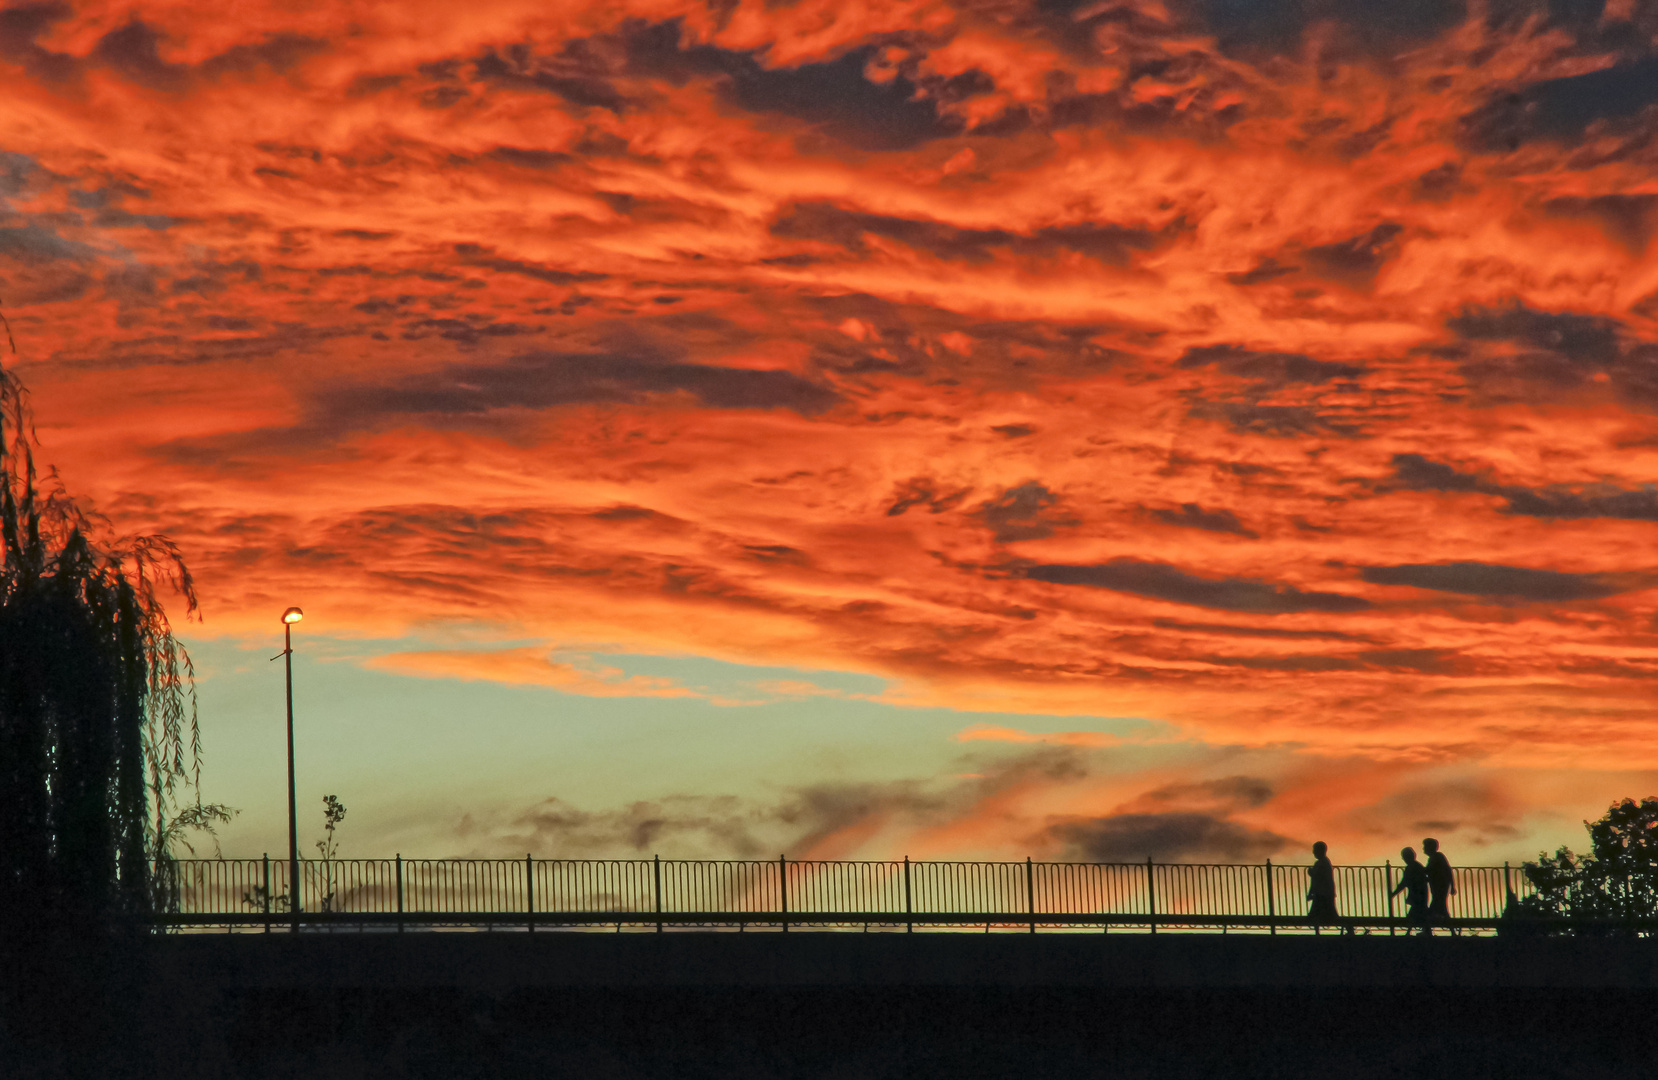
[1024,559,1370,614]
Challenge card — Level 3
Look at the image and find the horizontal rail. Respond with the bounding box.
[152,911,1658,929]
[147,855,1645,934]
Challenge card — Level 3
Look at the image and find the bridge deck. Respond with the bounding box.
[148,931,1658,990]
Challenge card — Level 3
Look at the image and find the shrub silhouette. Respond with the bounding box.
[1518,797,1658,933]
[0,330,205,937]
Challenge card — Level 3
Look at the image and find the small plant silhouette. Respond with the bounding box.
[315,795,347,913]
[242,883,289,914]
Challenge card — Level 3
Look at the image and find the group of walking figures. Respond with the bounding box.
[1306,839,1457,935]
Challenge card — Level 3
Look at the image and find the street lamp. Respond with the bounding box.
[277,607,303,931]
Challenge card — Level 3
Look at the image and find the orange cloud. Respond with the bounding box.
[366,648,697,698]
[954,724,1119,748]
[4,0,1658,848]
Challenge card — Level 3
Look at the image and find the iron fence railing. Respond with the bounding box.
[145,854,1624,934]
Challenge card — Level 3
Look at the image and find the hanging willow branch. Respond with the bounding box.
[0,301,206,933]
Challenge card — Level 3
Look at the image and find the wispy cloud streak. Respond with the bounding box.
[4,0,1658,837]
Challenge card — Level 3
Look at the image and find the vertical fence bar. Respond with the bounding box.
[1265,859,1275,935]
[150,856,1542,933]
[1146,857,1156,935]
[1385,860,1394,935]
[1026,857,1036,934]
[904,856,913,933]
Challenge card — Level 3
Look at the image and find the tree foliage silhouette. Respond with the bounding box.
[1519,797,1658,933]
[0,333,205,936]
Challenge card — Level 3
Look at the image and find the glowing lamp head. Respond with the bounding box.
[281,607,304,625]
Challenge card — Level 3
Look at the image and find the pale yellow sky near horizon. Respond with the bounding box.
[183,633,1647,868]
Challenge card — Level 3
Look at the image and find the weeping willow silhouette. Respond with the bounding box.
[0,319,207,936]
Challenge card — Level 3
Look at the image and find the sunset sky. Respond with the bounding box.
[4,0,1658,867]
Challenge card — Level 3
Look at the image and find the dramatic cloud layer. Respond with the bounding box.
[5,0,1658,857]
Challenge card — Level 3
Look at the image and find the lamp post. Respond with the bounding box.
[278,607,303,931]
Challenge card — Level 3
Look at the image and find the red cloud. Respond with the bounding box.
[4,0,1658,838]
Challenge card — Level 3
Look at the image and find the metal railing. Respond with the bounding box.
[148,854,1605,934]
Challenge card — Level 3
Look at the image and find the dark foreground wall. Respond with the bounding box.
[5,933,1657,1079]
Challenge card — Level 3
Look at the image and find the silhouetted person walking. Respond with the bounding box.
[1423,837,1456,934]
[1306,841,1344,933]
[1390,846,1429,935]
